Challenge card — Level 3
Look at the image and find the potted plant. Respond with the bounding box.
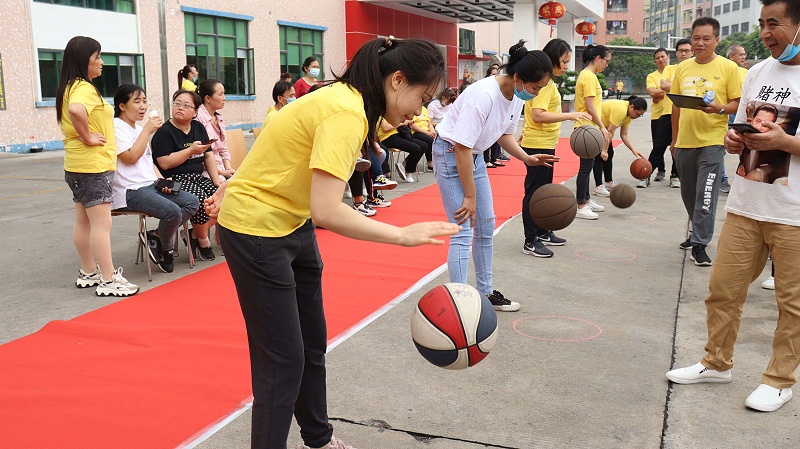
[555,70,578,112]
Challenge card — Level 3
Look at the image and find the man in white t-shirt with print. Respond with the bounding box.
[667,0,800,412]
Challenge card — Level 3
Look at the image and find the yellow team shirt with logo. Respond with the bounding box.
[376,118,399,141]
[60,80,116,173]
[520,79,561,149]
[646,64,675,120]
[575,69,603,128]
[601,99,632,129]
[413,106,432,131]
[218,82,368,237]
[670,56,742,148]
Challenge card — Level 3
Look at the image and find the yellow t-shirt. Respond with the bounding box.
[60,80,116,173]
[670,56,742,148]
[520,79,561,149]
[218,82,368,237]
[413,106,431,131]
[575,69,603,128]
[601,99,632,130]
[646,65,675,120]
[181,78,197,92]
[376,118,398,141]
[737,66,748,86]
[616,81,623,91]
[261,108,278,128]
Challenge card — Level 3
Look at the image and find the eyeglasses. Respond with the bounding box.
[172,101,195,110]
[677,49,693,54]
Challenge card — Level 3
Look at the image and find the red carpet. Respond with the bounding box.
[0,139,581,448]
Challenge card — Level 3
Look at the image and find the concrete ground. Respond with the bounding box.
[2,108,796,449]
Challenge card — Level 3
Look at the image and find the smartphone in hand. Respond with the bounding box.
[203,139,218,145]
[729,123,762,134]
[155,178,181,193]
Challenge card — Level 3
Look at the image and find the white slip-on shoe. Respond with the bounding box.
[745,384,793,412]
[762,276,775,290]
[575,205,599,220]
[666,362,732,384]
[593,185,611,197]
[588,199,605,212]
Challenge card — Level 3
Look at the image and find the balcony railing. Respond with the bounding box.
[607,7,628,12]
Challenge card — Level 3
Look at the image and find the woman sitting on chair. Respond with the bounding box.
[111,84,200,273]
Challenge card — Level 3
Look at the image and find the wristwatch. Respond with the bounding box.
[718,107,726,115]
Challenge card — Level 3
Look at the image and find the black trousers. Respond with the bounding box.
[593,143,615,186]
[381,134,425,173]
[576,157,595,205]
[411,131,433,163]
[648,114,678,178]
[219,222,333,449]
[521,147,556,242]
[483,142,500,163]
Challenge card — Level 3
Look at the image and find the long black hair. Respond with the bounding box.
[502,40,553,83]
[626,95,648,112]
[113,84,145,118]
[582,44,611,66]
[542,38,572,70]
[198,79,223,104]
[55,36,102,123]
[335,37,447,149]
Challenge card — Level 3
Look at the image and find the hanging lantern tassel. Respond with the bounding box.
[539,2,566,38]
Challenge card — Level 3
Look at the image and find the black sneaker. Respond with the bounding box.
[690,245,713,266]
[522,239,554,258]
[198,245,216,261]
[539,231,567,246]
[679,238,692,250]
[146,230,162,264]
[487,290,520,312]
[157,249,175,273]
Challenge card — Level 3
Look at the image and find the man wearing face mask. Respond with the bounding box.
[667,0,800,413]
[262,81,296,128]
[294,56,322,98]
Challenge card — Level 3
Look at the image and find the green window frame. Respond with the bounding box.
[459,29,475,55]
[32,0,134,14]
[279,25,325,82]
[38,49,145,100]
[185,13,255,96]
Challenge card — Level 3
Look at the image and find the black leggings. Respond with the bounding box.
[483,142,500,164]
[381,134,425,173]
[348,170,365,199]
[411,131,433,163]
[593,143,615,186]
[576,157,594,205]
[521,147,555,242]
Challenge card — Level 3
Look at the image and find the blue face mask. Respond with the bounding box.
[777,25,800,62]
[514,80,536,101]
[308,68,321,78]
[286,97,296,103]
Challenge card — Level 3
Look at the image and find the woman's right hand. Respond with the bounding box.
[570,112,592,122]
[398,222,461,246]
[82,132,107,146]
[188,141,211,155]
[601,127,612,148]
[204,182,228,219]
[143,115,164,134]
[454,196,476,226]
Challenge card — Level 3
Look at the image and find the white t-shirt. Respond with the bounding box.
[436,76,523,154]
[112,117,158,209]
[426,99,450,126]
[726,58,800,226]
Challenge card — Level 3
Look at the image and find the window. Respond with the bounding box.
[742,22,749,33]
[607,0,628,12]
[743,0,750,7]
[185,13,255,96]
[278,25,324,84]
[704,8,711,16]
[732,24,739,33]
[732,0,740,10]
[459,28,475,54]
[722,25,730,36]
[723,3,730,13]
[32,0,133,13]
[37,50,144,99]
[714,5,721,14]
[607,20,628,34]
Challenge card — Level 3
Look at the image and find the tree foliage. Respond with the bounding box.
[717,29,770,60]
[607,37,641,47]
[605,48,657,92]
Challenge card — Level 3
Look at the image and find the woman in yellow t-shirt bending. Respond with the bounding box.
[574,44,613,220]
[204,37,459,449]
[57,36,138,297]
[593,96,648,196]
[520,38,591,257]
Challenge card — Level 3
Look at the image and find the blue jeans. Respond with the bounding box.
[433,137,495,296]
[368,145,388,179]
[124,183,200,251]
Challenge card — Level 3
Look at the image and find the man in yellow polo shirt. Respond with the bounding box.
[643,47,676,187]
[670,17,741,266]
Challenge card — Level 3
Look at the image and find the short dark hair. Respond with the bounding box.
[280,72,292,80]
[502,40,553,83]
[654,47,668,57]
[113,84,145,117]
[271,80,293,103]
[582,44,611,65]
[754,103,779,121]
[675,38,691,50]
[761,0,800,24]
[542,38,572,69]
[172,89,201,110]
[302,56,318,74]
[692,17,721,37]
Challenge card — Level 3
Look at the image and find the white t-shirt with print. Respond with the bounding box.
[112,117,158,209]
[726,58,800,226]
[436,76,523,154]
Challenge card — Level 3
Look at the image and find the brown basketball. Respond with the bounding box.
[570,126,605,159]
[529,183,578,231]
[630,158,653,180]
[610,182,636,208]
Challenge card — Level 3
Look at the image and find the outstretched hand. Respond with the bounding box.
[525,154,560,167]
[398,222,461,246]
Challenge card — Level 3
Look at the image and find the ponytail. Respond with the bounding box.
[627,95,647,112]
[502,40,553,83]
[177,65,195,87]
[582,44,610,65]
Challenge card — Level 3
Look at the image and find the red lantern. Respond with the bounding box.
[576,21,597,42]
[539,2,566,37]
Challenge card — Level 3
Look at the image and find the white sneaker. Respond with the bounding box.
[762,276,775,290]
[604,181,617,190]
[76,265,102,288]
[395,162,407,181]
[666,362,731,384]
[588,199,605,212]
[343,184,352,199]
[593,185,611,197]
[745,384,793,412]
[575,205,599,220]
[638,178,649,188]
[405,173,415,183]
[353,201,377,217]
[95,268,139,297]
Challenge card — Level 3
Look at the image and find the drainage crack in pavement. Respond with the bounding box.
[329,417,519,448]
